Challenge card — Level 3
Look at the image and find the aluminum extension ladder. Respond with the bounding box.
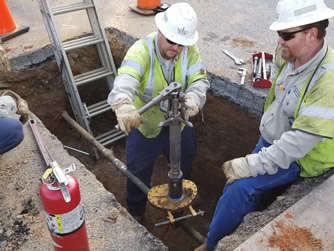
[38,0,125,146]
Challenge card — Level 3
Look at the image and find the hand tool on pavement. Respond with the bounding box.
[255,58,263,81]
[238,68,247,85]
[262,51,267,80]
[252,56,259,81]
[252,52,273,88]
[222,49,245,65]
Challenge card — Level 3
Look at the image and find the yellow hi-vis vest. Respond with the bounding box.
[264,47,334,177]
[118,32,207,138]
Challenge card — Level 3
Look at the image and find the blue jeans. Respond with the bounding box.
[126,126,196,216]
[0,117,24,154]
[206,137,301,249]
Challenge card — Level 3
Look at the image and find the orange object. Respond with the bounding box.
[0,0,16,35]
[137,0,160,9]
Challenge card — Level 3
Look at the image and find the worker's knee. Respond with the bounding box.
[225,178,263,211]
[0,117,24,154]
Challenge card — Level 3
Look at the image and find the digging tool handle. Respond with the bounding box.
[29,119,54,167]
[62,111,149,194]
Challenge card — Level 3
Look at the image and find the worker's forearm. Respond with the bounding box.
[185,79,210,109]
[247,130,323,176]
[107,74,139,107]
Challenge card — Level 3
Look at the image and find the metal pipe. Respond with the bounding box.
[64,145,90,156]
[167,92,183,200]
[180,221,206,244]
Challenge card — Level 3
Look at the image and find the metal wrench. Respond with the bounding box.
[238,68,247,85]
[222,49,245,65]
[115,82,183,130]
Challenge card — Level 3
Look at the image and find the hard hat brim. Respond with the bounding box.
[270,9,334,31]
[155,12,199,46]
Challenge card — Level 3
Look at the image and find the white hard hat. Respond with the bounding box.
[270,0,334,31]
[155,2,198,46]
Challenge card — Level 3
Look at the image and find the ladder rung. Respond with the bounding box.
[86,100,112,118]
[63,34,103,51]
[52,2,94,15]
[96,129,126,146]
[74,67,113,86]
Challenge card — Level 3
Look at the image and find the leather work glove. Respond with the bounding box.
[222,157,252,184]
[0,90,30,124]
[113,100,141,135]
[182,93,199,121]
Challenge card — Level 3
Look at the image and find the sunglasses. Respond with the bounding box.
[277,27,310,41]
[166,37,183,47]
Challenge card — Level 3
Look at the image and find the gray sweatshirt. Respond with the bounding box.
[247,42,328,176]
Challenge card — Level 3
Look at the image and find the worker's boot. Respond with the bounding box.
[194,242,211,251]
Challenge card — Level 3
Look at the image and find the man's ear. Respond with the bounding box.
[308,27,319,41]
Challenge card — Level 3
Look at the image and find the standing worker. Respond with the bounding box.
[0,89,29,155]
[195,0,334,250]
[108,2,209,221]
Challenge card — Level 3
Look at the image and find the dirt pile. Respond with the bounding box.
[268,219,322,251]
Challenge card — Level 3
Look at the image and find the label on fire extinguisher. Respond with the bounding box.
[45,204,84,235]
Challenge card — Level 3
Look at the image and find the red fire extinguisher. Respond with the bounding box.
[40,161,90,251]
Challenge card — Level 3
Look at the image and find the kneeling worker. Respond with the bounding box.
[196,0,334,250]
[0,89,29,155]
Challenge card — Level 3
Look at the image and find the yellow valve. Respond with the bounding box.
[188,205,196,216]
[42,168,53,181]
[167,211,175,224]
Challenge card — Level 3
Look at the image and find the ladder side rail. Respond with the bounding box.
[41,0,124,144]
[40,3,85,126]
[85,0,118,90]
[39,0,92,133]
[95,43,116,91]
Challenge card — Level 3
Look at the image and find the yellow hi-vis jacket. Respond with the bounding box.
[118,32,207,138]
[264,47,334,177]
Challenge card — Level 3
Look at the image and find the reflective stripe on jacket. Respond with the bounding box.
[118,32,207,138]
[264,46,334,177]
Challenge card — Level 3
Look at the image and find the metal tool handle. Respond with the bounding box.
[222,49,236,60]
[29,119,53,167]
[255,58,262,81]
[115,82,182,130]
[222,49,244,65]
[240,69,247,85]
[262,52,267,80]
[253,56,259,79]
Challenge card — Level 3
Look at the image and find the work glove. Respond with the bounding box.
[182,93,199,121]
[0,90,30,124]
[113,99,141,135]
[222,156,252,184]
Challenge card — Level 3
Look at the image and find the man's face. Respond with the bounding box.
[277,27,310,62]
[157,31,184,60]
